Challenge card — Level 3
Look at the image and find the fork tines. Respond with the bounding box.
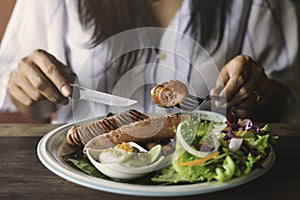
[176,95,210,111]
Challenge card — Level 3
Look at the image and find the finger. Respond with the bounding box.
[219,56,254,103]
[8,74,33,106]
[248,64,271,102]
[226,62,266,109]
[235,62,266,106]
[13,87,34,106]
[225,81,254,108]
[225,65,257,108]
[238,95,257,109]
[214,73,245,108]
[211,67,230,107]
[214,69,229,95]
[226,87,256,109]
[64,66,77,83]
[222,75,245,98]
[29,49,72,97]
[217,62,246,99]
[16,72,43,102]
[210,85,222,96]
[18,57,68,104]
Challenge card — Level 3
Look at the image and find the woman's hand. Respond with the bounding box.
[210,55,273,119]
[8,49,76,119]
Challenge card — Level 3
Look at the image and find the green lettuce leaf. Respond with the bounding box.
[214,155,235,182]
[243,135,269,155]
[244,154,262,174]
[66,158,105,178]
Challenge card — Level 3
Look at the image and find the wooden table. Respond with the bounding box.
[0,122,299,200]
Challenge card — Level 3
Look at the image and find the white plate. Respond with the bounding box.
[37,111,275,197]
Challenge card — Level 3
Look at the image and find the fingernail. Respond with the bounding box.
[219,90,225,97]
[61,85,71,97]
[215,101,221,108]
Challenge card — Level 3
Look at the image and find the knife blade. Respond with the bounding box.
[70,84,137,107]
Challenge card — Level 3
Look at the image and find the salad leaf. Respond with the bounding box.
[66,158,105,178]
[260,124,271,132]
[152,162,216,183]
[244,153,262,174]
[243,134,269,156]
[62,149,106,178]
[214,155,235,182]
[237,130,256,139]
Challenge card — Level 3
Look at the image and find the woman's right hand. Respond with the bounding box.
[8,49,76,118]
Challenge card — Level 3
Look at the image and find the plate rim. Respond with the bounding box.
[37,111,275,197]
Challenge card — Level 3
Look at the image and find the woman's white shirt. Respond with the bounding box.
[0,0,299,123]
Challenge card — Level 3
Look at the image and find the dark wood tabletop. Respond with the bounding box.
[0,122,299,200]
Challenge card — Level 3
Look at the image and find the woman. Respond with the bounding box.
[4,0,300,123]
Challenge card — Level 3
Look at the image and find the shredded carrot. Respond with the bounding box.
[177,151,219,166]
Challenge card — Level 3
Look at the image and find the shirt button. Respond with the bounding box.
[156,52,167,60]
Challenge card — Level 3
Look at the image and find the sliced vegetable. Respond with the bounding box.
[228,138,243,152]
[176,119,224,158]
[148,144,162,163]
[177,151,219,166]
[214,155,235,182]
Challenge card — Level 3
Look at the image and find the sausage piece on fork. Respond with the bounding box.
[151,80,188,107]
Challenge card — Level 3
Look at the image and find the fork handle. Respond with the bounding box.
[205,95,222,101]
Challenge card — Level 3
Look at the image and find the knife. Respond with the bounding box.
[70,84,137,107]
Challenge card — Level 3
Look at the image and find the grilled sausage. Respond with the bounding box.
[151,80,188,107]
[66,110,149,147]
[83,113,190,152]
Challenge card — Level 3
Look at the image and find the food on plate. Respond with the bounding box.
[85,142,167,179]
[63,110,277,184]
[151,114,276,183]
[95,142,162,168]
[66,109,148,147]
[84,113,189,152]
[143,140,175,155]
[98,142,151,167]
[151,80,188,107]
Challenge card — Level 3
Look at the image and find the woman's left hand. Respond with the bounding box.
[210,55,272,116]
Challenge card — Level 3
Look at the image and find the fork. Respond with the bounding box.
[175,95,221,111]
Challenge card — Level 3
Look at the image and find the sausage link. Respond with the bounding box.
[84,113,190,152]
[66,109,148,147]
